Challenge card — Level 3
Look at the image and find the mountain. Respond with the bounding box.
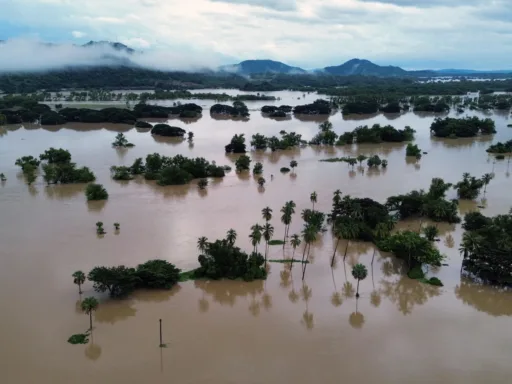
[81,41,135,55]
[220,59,306,75]
[323,58,407,77]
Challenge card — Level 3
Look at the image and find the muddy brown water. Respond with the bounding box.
[1,90,512,383]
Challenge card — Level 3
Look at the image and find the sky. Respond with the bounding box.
[0,0,511,70]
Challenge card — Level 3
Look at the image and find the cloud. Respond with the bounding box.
[209,0,296,11]
[71,30,86,38]
[0,38,225,72]
[0,0,511,70]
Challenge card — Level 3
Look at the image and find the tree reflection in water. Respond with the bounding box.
[349,300,365,329]
[300,282,314,330]
[380,276,441,315]
[455,279,512,317]
[85,333,102,362]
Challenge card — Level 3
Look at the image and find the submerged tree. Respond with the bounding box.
[85,184,108,201]
[290,234,301,262]
[253,162,263,174]
[257,177,266,187]
[262,223,275,264]
[422,225,439,242]
[81,297,99,330]
[482,173,494,194]
[290,160,298,173]
[262,206,273,222]
[249,224,263,253]
[235,155,251,172]
[352,264,368,298]
[301,225,317,280]
[72,271,86,294]
[198,178,208,190]
[310,191,318,211]
[455,173,485,199]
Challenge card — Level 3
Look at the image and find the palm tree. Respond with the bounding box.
[262,206,273,222]
[81,297,99,330]
[342,220,359,260]
[302,226,317,280]
[262,223,274,264]
[72,271,86,294]
[482,173,494,194]
[310,191,318,211]
[290,234,301,263]
[331,224,344,267]
[352,263,368,298]
[333,189,342,205]
[226,229,237,246]
[280,201,295,246]
[249,224,263,253]
[197,236,208,254]
[459,232,481,272]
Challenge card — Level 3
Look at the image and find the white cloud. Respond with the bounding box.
[1,0,511,70]
[121,37,150,48]
[71,30,86,38]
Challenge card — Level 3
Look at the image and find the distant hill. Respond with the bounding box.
[323,58,407,77]
[220,59,306,75]
[81,41,135,55]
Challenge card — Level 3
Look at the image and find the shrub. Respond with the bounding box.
[85,184,109,201]
[280,167,290,173]
[135,260,181,289]
[151,124,186,137]
[135,120,152,128]
[427,277,443,286]
[407,265,425,279]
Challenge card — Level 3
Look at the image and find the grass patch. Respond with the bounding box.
[268,239,285,245]
[179,269,199,282]
[68,331,90,345]
[269,259,309,264]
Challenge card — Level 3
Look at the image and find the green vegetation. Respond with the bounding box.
[486,140,512,154]
[310,121,338,145]
[253,162,263,174]
[430,117,496,138]
[119,153,226,185]
[0,173,6,181]
[352,263,368,298]
[134,121,152,129]
[87,259,181,298]
[343,101,379,115]
[81,297,99,330]
[290,160,298,172]
[386,177,460,223]
[413,97,450,112]
[235,155,251,172]
[96,222,105,235]
[257,177,266,187]
[68,332,90,345]
[72,271,86,294]
[250,131,302,151]
[454,173,486,199]
[422,225,439,241]
[337,124,415,145]
[379,230,444,270]
[112,133,134,147]
[406,143,422,158]
[114,223,120,230]
[268,240,285,245]
[150,124,186,137]
[293,99,331,115]
[261,105,292,117]
[210,101,249,117]
[225,134,247,153]
[460,210,512,285]
[85,184,108,201]
[269,259,308,264]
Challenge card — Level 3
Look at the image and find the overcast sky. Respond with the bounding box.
[0,0,510,70]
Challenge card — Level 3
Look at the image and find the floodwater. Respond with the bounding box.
[1,90,512,384]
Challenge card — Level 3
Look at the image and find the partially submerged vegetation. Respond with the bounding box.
[460,211,512,285]
[251,131,303,151]
[112,133,134,147]
[486,140,512,154]
[110,153,226,185]
[430,117,496,138]
[150,124,186,137]
[210,101,250,117]
[293,99,331,115]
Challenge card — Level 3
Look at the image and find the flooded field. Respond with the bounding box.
[1,90,512,383]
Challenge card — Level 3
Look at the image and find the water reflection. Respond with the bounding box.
[301,282,314,330]
[431,135,493,149]
[85,337,102,362]
[95,300,137,324]
[145,181,191,199]
[343,113,379,121]
[455,279,512,316]
[44,184,84,200]
[294,114,328,123]
[194,280,264,307]
[152,135,186,146]
[87,200,107,212]
[133,286,182,303]
[349,300,365,329]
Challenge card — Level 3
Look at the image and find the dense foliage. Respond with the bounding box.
[454,173,485,199]
[225,134,247,153]
[210,101,250,117]
[342,101,379,115]
[128,153,226,185]
[150,124,186,137]
[430,117,496,138]
[406,143,422,158]
[486,140,512,154]
[386,178,460,223]
[85,184,109,201]
[293,99,331,115]
[87,259,181,298]
[194,239,267,281]
[337,124,415,145]
[460,211,512,285]
[251,131,302,150]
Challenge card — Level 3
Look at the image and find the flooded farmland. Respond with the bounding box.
[1,90,512,384]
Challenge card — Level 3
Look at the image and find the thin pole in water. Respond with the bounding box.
[159,319,163,347]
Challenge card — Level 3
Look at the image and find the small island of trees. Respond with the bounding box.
[210,101,250,117]
[112,133,134,147]
[486,140,512,154]
[430,117,496,138]
[293,99,331,115]
[250,131,303,151]
[261,105,293,118]
[150,123,186,137]
[111,153,225,186]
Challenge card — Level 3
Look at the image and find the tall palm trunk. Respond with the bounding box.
[300,243,308,270]
[343,240,350,260]
[371,248,376,265]
[78,283,82,295]
[89,312,93,330]
[356,279,360,298]
[331,238,340,267]
[302,243,312,280]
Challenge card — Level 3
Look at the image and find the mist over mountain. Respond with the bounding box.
[220,60,307,75]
